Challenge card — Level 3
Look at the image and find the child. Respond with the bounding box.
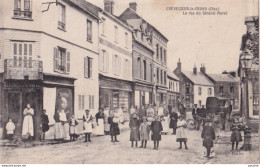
[201,119,216,158]
[129,113,140,147]
[83,110,93,142]
[176,115,188,150]
[69,115,78,141]
[230,118,242,150]
[108,112,120,142]
[139,117,150,148]
[242,125,252,151]
[6,119,15,140]
[150,115,163,150]
[41,109,49,140]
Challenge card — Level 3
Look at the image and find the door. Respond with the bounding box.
[7,92,22,139]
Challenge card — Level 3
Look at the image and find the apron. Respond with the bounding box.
[96,119,104,135]
[22,108,34,136]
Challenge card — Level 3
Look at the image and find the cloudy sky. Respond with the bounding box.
[87,0,257,74]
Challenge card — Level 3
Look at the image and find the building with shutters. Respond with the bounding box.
[85,0,133,113]
[119,2,168,107]
[167,69,180,112]
[0,0,99,140]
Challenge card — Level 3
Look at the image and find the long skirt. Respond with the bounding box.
[104,117,110,132]
[151,133,161,141]
[203,136,214,148]
[231,130,242,142]
[22,115,34,136]
[96,119,104,135]
[162,117,170,133]
[130,127,140,141]
[110,123,120,136]
[83,122,93,133]
[69,125,78,135]
[54,122,66,139]
[176,127,187,142]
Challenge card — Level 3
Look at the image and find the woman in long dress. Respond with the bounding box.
[22,104,34,139]
[104,107,111,135]
[54,109,67,140]
[161,111,170,134]
[176,115,188,149]
[129,113,140,147]
[95,108,105,135]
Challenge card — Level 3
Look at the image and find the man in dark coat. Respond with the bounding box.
[201,119,216,158]
[219,107,227,130]
[151,115,163,150]
[41,109,49,140]
[200,105,207,126]
[170,110,178,135]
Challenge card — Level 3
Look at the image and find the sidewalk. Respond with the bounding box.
[0,121,130,148]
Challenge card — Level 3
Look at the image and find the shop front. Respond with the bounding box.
[156,87,167,107]
[99,76,133,113]
[134,83,153,108]
[167,91,180,112]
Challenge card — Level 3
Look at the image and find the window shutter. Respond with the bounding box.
[112,55,115,75]
[66,52,70,73]
[84,57,89,78]
[106,51,109,72]
[82,95,85,110]
[89,57,92,78]
[92,95,94,109]
[118,56,121,75]
[63,52,66,73]
[89,95,91,109]
[99,49,102,71]
[54,48,58,72]
[78,95,81,110]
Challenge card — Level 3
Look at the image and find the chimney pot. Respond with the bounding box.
[129,2,137,12]
[193,65,197,75]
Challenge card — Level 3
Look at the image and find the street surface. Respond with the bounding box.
[1,125,259,164]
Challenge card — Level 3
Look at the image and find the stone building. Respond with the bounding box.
[167,69,180,112]
[0,0,99,139]
[119,2,168,107]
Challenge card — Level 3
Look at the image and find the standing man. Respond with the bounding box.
[170,110,178,135]
[192,104,199,129]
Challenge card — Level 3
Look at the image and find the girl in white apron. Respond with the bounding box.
[95,108,105,135]
[83,110,93,142]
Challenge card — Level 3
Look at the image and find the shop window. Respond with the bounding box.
[87,19,92,42]
[13,0,32,19]
[13,42,33,68]
[58,3,66,30]
[54,47,70,74]
[198,87,202,95]
[84,56,92,78]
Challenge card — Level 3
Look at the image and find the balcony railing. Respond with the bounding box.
[13,10,32,19]
[4,59,43,80]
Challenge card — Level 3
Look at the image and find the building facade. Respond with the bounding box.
[87,0,134,112]
[119,2,168,107]
[167,69,180,112]
[0,0,99,139]
[174,60,214,109]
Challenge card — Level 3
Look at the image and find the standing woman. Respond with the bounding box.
[95,108,105,136]
[41,109,49,140]
[201,119,216,158]
[129,113,140,147]
[104,106,111,135]
[22,104,34,140]
[83,110,94,142]
[108,112,120,142]
[176,115,188,149]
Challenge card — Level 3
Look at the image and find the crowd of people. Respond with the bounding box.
[5,101,252,159]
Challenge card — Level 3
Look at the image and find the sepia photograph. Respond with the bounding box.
[0,0,259,165]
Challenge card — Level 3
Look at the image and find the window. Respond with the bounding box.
[198,100,202,108]
[164,50,166,64]
[89,95,94,109]
[208,88,212,95]
[13,0,32,19]
[156,44,159,60]
[87,19,92,42]
[124,59,130,77]
[99,50,109,73]
[84,56,93,78]
[150,64,153,82]
[54,47,70,73]
[101,18,106,36]
[160,47,163,62]
[198,87,202,95]
[157,68,159,83]
[185,87,190,94]
[143,60,146,80]
[137,57,141,79]
[125,32,128,48]
[114,26,118,43]
[13,42,33,68]
[230,84,234,94]
[58,4,66,30]
[160,70,163,84]
[78,95,85,110]
[219,85,224,93]
[164,71,166,85]
[113,55,121,75]
[253,96,259,105]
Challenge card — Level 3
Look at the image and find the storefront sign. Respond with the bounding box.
[100,79,132,91]
[4,81,41,88]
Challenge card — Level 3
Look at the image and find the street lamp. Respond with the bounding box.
[240,50,253,118]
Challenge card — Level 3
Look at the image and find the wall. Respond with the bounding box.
[194,85,214,107]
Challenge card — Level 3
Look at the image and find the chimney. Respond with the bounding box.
[193,65,197,75]
[129,2,137,12]
[200,64,206,74]
[104,0,114,14]
[177,58,181,71]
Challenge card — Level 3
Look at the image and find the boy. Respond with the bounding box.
[151,115,163,150]
[6,118,15,140]
[201,119,216,158]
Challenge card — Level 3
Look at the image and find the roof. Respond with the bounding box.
[69,0,100,18]
[207,74,238,83]
[167,69,179,81]
[182,70,214,86]
[119,8,168,41]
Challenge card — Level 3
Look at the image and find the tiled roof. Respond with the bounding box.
[69,0,100,17]
[167,69,179,81]
[207,73,238,82]
[182,70,214,86]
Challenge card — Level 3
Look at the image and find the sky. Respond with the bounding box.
[87,0,258,74]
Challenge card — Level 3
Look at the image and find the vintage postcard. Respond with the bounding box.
[0,0,259,165]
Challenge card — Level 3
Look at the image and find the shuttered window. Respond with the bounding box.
[84,56,93,78]
[53,47,70,74]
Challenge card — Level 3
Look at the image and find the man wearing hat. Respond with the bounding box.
[201,119,216,158]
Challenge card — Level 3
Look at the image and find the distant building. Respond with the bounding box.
[174,60,214,109]
[119,3,168,107]
[167,69,180,112]
[203,68,240,110]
